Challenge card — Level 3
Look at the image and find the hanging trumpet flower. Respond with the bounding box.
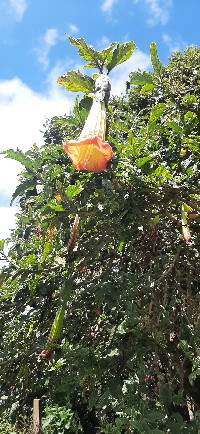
[39,307,65,360]
[63,74,113,172]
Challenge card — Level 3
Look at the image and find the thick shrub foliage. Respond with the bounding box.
[0,46,200,433]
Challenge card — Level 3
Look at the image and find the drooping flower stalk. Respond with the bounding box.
[63,74,113,172]
[40,307,65,360]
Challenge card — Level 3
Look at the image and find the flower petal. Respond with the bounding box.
[63,136,113,172]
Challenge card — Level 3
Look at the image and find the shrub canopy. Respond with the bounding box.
[0,41,200,433]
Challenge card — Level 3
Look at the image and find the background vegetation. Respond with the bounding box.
[0,39,200,433]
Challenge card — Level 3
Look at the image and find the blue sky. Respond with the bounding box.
[0,0,199,238]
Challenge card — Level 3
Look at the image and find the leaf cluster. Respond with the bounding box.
[57,37,136,94]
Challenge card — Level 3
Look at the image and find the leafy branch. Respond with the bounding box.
[57,37,136,94]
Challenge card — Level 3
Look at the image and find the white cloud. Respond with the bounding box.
[0,74,73,204]
[0,206,17,239]
[101,0,118,13]
[162,33,186,53]
[43,28,59,47]
[147,0,172,26]
[0,70,73,238]
[110,49,150,96]
[69,23,79,34]
[36,28,59,69]
[8,0,27,21]
[134,0,172,26]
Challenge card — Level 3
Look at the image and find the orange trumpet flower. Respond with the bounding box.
[63,75,113,172]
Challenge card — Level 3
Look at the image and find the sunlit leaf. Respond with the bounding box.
[106,41,136,73]
[57,71,95,93]
[150,42,163,75]
[129,71,153,85]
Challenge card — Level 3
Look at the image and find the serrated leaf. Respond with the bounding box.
[68,37,100,68]
[2,149,34,171]
[10,179,36,205]
[99,42,118,63]
[129,71,153,85]
[106,41,136,73]
[150,42,163,75]
[57,71,95,94]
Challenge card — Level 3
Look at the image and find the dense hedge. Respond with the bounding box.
[0,46,200,433]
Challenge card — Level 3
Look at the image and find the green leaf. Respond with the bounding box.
[0,240,5,250]
[42,242,53,263]
[136,155,154,167]
[73,95,92,126]
[2,149,34,171]
[10,179,36,205]
[68,37,100,68]
[99,42,118,64]
[150,42,163,75]
[184,111,197,123]
[129,71,153,85]
[140,83,156,95]
[117,240,124,253]
[106,41,136,73]
[57,71,95,93]
[65,184,82,200]
[150,214,160,225]
[20,254,38,269]
[148,103,166,132]
[154,165,172,181]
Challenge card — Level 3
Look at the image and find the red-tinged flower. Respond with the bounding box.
[63,75,113,172]
[39,349,53,360]
[79,265,87,273]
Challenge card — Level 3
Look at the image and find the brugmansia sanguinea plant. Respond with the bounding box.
[40,38,137,358]
[40,215,80,360]
[63,74,113,172]
[58,37,136,172]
